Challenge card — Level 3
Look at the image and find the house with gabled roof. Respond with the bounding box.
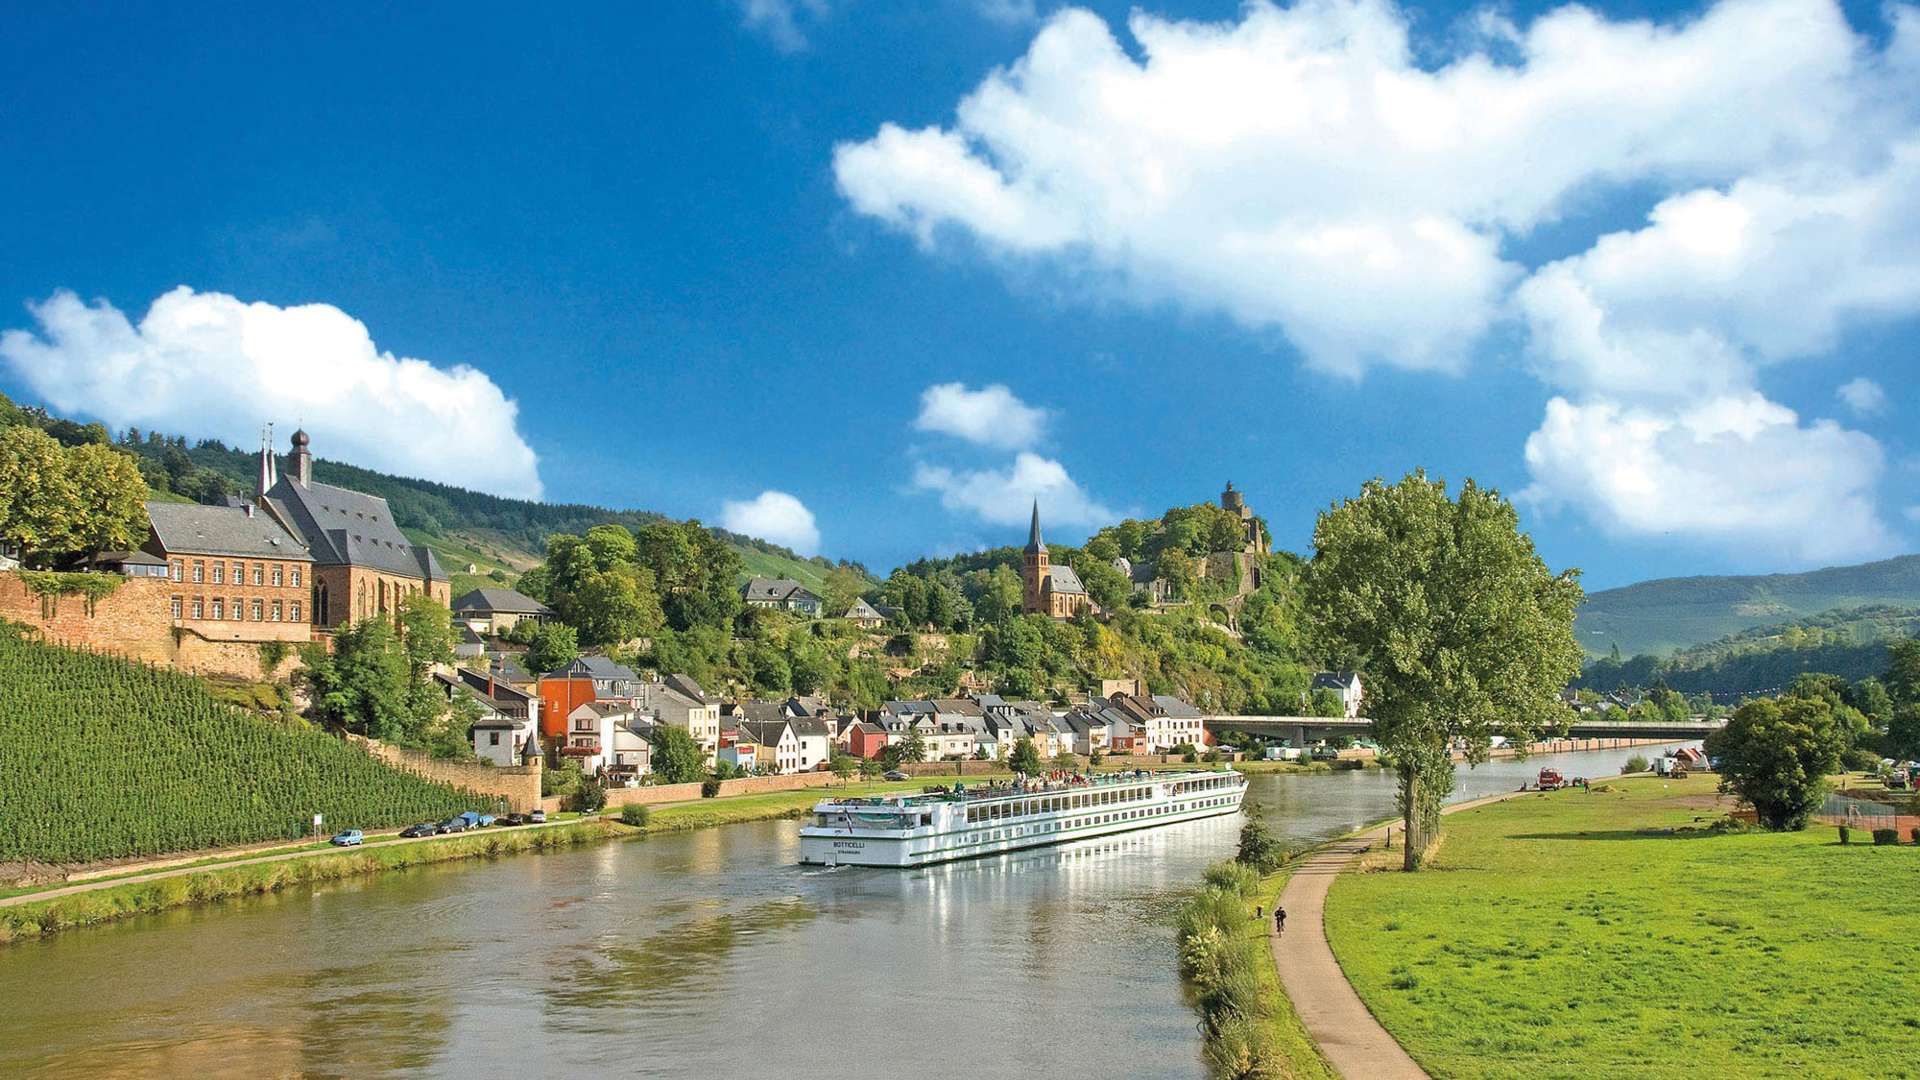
[452,586,554,635]
[741,577,822,615]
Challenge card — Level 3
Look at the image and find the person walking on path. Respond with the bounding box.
[1274,906,1286,935]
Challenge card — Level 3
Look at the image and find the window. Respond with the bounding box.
[169,561,182,582]
[232,561,243,583]
[190,597,204,619]
[251,599,264,621]
[211,598,224,620]
[211,563,224,584]
[489,732,501,746]
[271,565,283,587]
[252,565,264,586]
[170,596,183,619]
[191,561,205,584]
[231,599,243,621]
[289,601,302,622]
[271,600,283,621]
[290,566,302,587]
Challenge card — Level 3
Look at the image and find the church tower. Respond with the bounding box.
[1021,501,1048,615]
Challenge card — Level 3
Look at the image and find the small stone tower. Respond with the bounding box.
[1021,500,1048,615]
[288,428,313,486]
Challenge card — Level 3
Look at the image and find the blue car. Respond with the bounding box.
[329,829,364,847]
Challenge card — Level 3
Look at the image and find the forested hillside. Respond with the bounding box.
[0,632,488,864]
[1578,605,1920,697]
[0,391,853,595]
[1576,555,1920,658]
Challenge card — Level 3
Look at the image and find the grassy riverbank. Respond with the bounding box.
[1323,775,1920,1079]
[0,820,623,944]
[1176,861,1338,1080]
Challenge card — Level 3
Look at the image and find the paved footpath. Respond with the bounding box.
[1271,786,1554,1080]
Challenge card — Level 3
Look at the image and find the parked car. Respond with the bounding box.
[529,809,547,824]
[400,823,438,838]
[883,770,910,782]
[498,812,528,826]
[437,817,469,834]
[329,829,364,847]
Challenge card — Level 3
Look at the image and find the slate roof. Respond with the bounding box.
[664,673,708,703]
[1044,565,1086,596]
[1311,671,1360,692]
[1153,695,1204,718]
[146,500,313,561]
[742,577,820,603]
[452,587,553,616]
[789,717,832,738]
[91,549,169,567]
[549,656,640,682]
[844,597,885,621]
[263,475,446,581]
[735,699,790,724]
[736,719,793,746]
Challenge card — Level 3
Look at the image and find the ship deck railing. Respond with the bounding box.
[814,767,1243,810]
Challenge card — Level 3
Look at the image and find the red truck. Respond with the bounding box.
[1537,767,1568,791]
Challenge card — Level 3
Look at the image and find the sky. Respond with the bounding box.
[1,0,1916,589]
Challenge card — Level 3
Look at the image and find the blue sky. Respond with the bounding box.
[1,0,1915,589]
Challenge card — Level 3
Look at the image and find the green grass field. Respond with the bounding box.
[1323,775,1920,1079]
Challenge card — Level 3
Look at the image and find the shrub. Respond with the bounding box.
[568,778,606,814]
[1201,859,1260,897]
[1838,824,1851,845]
[1872,828,1898,846]
[1236,815,1287,873]
[1842,747,1882,772]
[1911,827,1919,845]
[619,803,651,827]
[701,777,722,798]
[1624,754,1650,774]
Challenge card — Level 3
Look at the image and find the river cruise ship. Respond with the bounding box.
[798,768,1248,867]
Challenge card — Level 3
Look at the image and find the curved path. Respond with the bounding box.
[1271,786,1565,1079]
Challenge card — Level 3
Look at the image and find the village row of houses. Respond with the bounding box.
[438,649,1231,785]
[741,576,886,627]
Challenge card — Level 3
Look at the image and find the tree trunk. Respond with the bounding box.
[1400,764,1418,872]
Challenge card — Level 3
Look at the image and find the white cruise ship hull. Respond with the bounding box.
[798,770,1247,868]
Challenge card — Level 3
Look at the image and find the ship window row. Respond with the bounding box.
[1172,775,1235,796]
[964,785,1152,824]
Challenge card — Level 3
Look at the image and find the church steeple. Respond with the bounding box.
[1025,500,1045,555]
[257,423,277,498]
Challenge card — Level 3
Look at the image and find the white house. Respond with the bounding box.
[1311,671,1365,718]
[563,701,638,775]
[1153,695,1207,748]
[741,577,823,615]
[636,674,721,766]
[789,718,833,772]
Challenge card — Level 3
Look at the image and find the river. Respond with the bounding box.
[0,742,1690,1079]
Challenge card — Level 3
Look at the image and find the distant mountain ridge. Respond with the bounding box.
[1577,554,1920,658]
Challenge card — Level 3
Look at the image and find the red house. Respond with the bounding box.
[847,721,892,760]
[537,677,595,739]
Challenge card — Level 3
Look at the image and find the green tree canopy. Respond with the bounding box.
[0,426,147,566]
[526,621,580,673]
[1301,471,1584,870]
[1009,736,1042,775]
[1705,696,1845,830]
[650,724,707,785]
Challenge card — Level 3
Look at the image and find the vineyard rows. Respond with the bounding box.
[0,635,493,863]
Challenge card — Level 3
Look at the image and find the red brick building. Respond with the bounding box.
[145,500,315,644]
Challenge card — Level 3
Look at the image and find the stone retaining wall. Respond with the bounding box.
[0,571,302,682]
[350,734,543,812]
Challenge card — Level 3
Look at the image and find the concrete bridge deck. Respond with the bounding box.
[1207,715,1723,744]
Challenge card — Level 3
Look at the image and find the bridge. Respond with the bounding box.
[1205,715,1725,746]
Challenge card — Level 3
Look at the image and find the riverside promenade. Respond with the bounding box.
[1270,786,1580,1079]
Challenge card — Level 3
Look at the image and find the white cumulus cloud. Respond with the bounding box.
[720,490,822,556]
[1837,377,1889,416]
[913,381,1047,447]
[0,286,543,498]
[1522,395,1892,564]
[737,0,830,52]
[912,451,1115,528]
[834,0,1917,377]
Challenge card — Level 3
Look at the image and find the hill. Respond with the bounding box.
[0,392,852,594]
[1576,554,1920,658]
[0,633,489,865]
[1578,604,1920,697]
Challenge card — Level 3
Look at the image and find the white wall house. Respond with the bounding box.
[638,675,721,766]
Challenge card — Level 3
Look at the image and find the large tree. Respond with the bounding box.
[1705,697,1845,830]
[650,724,707,784]
[1301,472,1584,870]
